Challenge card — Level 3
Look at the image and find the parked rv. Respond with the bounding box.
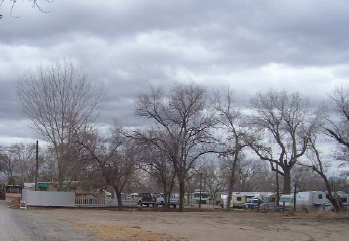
[259,193,278,210]
[296,191,328,211]
[193,191,210,204]
[232,194,247,208]
[279,191,328,211]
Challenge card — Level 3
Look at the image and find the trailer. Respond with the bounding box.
[193,191,210,204]
[296,191,327,211]
[279,191,328,211]
[232,194,247,208]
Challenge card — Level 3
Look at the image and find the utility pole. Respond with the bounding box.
[35,140,39,191]
[276,163,280,206]
[293,177,297,212]
[199,172,203,209]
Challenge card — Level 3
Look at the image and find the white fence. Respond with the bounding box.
[22,190,138,208]
[75,197,138,207]
[22,190,75,207]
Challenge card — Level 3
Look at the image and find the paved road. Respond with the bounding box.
[0,200,98,241]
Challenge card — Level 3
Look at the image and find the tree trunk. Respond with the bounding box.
[283,168,291,194]
[226,154,239,211]
[322,173,340,212]
[226,178,234,211]
[115,189,123,211]
[166,193,171,211]
[163,185,169,212]
[276,164,280,206]
[58,168,64,191]
[179,179,185,212]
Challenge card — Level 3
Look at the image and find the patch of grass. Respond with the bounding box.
[76,224,187,241]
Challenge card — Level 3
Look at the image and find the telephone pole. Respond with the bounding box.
[199,172,203,208]
[35,140,39,191]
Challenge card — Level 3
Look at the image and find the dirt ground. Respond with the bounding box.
[22,207,349,241]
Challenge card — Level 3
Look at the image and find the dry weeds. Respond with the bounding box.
[76,224,187,241]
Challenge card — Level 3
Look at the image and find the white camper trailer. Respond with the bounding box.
[280,191,328,211]
[296,191,327,211]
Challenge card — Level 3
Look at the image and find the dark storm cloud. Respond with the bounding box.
[1,0,349,141]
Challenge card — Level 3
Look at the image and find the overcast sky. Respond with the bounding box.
[0,0,349,144]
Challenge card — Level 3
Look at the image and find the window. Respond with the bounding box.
[280,197,292,203]
[318,194,323,199]
[237,197,242,201]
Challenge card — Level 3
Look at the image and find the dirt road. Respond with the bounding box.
[18,206,349,241]
[0,200,98,241]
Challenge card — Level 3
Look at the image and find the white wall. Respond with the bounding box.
[22,190,75,207]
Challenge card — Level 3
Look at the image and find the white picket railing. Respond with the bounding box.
[75,197,138,207]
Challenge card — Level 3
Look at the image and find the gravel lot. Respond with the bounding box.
[17,205,349,241]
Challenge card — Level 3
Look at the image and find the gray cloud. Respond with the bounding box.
[1,0,349,141]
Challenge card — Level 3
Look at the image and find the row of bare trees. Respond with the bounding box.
[2,59,348,212]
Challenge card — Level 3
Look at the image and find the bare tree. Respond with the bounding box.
[0,0,51,18]
[0,146,16,184]
[325,87,349,161]
[234,159,275,192]
[201,162,225,204]
[299,136,341,211]
[249,90,321,194]
[137,132,177,211]
[135,83,217,212]
[213,88,249,210]
[79,125,137,211]
[17,59,105,191]
[0,143,37,184]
